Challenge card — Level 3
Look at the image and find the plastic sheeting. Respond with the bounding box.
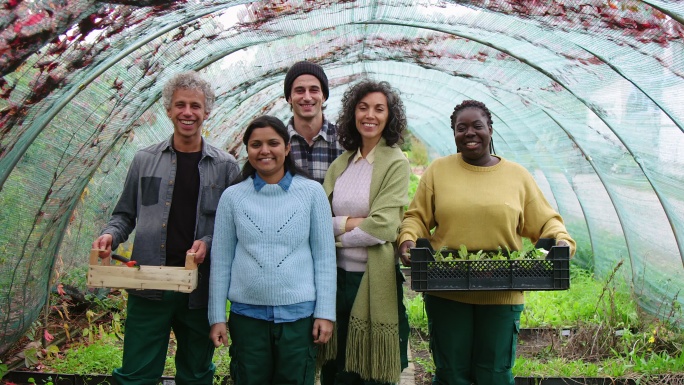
[1,0,683,354]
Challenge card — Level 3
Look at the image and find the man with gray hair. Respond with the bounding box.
[92,71,239,385]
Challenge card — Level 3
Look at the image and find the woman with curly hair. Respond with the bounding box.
[398,100,575,385]
[320,80,411,385]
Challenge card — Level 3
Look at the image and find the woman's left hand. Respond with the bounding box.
[556,240,569,247]
[312,319,334,344]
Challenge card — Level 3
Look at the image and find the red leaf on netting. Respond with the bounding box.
[14,12,45,33]
[44,329,54,342]
[4,0,19,10]
[57,283,66,296]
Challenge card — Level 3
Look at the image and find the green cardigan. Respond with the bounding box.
[322,138,410,383]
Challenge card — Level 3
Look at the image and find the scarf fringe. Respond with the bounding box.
[344,316,401,384]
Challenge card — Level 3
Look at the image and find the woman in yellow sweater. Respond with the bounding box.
[398,100,575,385]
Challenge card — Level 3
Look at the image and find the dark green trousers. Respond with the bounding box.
[424,294,523,385]
[320,266,410,385]
[113,292,215,385]
[228,312,317,385]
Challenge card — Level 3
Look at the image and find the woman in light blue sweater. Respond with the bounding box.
[208,115,336,385]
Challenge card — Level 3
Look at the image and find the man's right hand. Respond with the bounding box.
[92,234,113,259]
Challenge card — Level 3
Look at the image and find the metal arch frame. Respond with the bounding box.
[3,0,682,358]
[71,19,683,271]
[643,0,684,26]
[3,2,682,278]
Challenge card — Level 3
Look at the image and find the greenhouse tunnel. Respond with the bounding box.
[1,0,683,355]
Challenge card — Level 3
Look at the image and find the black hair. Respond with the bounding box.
[337,80,406,151]
[235,115,310,184]
[450,100,496,154]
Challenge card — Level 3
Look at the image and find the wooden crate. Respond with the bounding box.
[87,250,198,293]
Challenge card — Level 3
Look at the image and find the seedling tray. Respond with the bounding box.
[410,245,570,292]
[87,250,198,293]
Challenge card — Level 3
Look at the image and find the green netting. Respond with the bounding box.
[1,0,683,355]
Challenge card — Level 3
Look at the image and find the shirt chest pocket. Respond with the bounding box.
[140,177,162,206]
[200,183,226,215]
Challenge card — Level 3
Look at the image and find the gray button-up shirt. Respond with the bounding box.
[101,135,239,308]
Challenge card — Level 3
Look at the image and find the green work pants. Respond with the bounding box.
[424,294,523,385]
[228,312,317,385]
[113,291,216,385]
[320,266,410,385]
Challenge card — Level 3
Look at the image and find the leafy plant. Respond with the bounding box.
[432,240,549,262]
[405,295,428,334]
[46,339,122,375]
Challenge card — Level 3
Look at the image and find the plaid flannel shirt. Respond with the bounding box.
[287,117,344,183]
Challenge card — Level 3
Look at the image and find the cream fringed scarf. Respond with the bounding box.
[321,138,410,383]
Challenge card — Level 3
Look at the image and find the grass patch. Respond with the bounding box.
[44,335,231,378]
[47,339,122,375]
[513,352,684,382]
[521,263,639,328]
[406,295,428,335]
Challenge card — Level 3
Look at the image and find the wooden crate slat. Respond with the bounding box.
[87,265,198,293]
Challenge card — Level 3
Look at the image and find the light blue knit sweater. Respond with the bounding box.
[208,174,337,325]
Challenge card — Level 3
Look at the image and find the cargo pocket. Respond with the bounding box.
[509,304,523,368]
[303,343,317,384]
[228,343,240,384]
[140,177,161,206]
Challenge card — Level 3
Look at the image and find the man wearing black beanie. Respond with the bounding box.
[284,60,343,183]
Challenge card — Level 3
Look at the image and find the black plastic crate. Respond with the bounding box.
[410,243,570,292]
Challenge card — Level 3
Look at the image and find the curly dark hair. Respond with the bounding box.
[235,115,310,184]
[450,100,496,154]
[337,80,406,151]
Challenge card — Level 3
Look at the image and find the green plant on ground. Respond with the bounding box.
[406,295,428,335]
[40,299,233,378]
[47,339,123,375]
[212,346,231,383]
[513,353,684,382]
[56,265,89,291]
[521,262,638,328]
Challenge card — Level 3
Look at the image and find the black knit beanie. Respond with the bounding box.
[284,61,329,101]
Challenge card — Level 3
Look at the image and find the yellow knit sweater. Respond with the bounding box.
[399,154,575,305]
